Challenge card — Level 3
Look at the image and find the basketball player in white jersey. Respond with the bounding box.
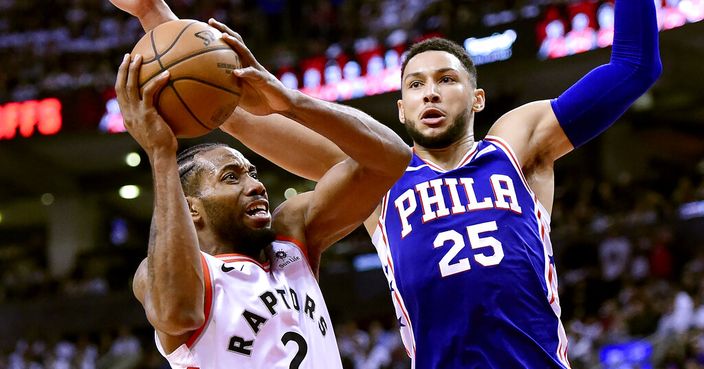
[113,29,410,368]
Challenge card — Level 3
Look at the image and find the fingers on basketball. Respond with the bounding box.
[208,18,243,42]
[126,54,143,101]
[221,34,259,69]
[115,54,131,103]
[143,71,170,107]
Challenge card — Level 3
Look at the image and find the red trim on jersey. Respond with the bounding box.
[548,264,556,304]
[377,219,416,356]
[380,193,389,221]
[484,136,531,189]
[412,142,479,172]
[186,254,213,348]
[275,235,309,261]
[215,253,270,270]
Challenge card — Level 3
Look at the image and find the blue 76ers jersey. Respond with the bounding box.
[371,136,569,369]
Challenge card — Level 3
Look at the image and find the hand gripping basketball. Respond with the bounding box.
[209,18,295,117]
[115,53,177,156]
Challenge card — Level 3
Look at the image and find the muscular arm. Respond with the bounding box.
[221,108,347,181]
[116,54,204,351]
[109,0,177,31]
[135,151,205,341]
[490,0,662,169]
[112,2,348,181]
[275,91,410,255]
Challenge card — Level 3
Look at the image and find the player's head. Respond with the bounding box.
[398,38,485,149]
[177,143,275,256]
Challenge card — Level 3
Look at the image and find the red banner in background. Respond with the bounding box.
[0,98,62,140]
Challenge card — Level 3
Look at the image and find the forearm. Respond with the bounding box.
[136,0,177,32]
[146,150,204,333]
[222,108,347,181]
[550,0,662,148]
[281,91,410,177]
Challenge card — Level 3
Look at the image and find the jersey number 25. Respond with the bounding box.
[434,221,504,277]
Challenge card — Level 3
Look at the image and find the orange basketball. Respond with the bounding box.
[131,19,242,138]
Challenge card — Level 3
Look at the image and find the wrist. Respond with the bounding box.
[278,89,307,117]
[139,1,177,32]
[147,146,178,164]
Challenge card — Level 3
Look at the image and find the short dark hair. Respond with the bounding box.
[176,142,229,197]
[401,38,477,87]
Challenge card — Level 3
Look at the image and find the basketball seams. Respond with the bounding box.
[133,20,242,137]
[139,47,235,89]
[169,85,214,130]
[149,29,164,69]
[171,77,242,97]
[157,21,200,61]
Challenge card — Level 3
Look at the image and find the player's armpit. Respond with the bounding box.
[488,100,574,167]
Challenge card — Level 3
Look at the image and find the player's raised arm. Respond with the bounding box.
[219,34,411,254]
[490,0,662,165]
[109,2,350,182]
[116,54,204,349]
[109,0,177,31]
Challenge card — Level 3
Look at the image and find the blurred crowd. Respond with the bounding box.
[0,0,594,103]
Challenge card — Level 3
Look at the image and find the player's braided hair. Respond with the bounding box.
[176,142,228,197]
[401,37,478,87]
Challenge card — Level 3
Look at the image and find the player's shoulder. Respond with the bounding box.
[271,192,313,245]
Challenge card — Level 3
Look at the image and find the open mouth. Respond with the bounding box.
[245,201,269,217]
[420,108,446,125]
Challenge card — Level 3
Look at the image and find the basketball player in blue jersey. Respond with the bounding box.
[112,0,661,367]
[113,24,410,368]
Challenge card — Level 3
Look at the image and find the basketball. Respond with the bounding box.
[131,19,242,138]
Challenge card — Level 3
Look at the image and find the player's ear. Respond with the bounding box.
[472,88,486,112]
[397,99,406,124]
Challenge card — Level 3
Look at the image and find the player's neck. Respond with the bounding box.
[198,234,267,262]
[414,135,475,170]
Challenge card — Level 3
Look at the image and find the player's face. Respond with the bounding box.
[195,147,275,255]
[398,51,484,149]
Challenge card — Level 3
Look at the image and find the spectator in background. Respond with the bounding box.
[539,18,568,59]
[597,2,615,47]
[663,0,688,29]
[565,12,597,55]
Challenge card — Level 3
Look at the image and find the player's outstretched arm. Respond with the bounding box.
[221,107,347,182]
[490,0,662,165]
[116,54,204,349]
[219,33,411,255]
[109,0,177,31]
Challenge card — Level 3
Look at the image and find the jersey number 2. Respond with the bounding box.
[434,221,504,277]
[281,331,308,369]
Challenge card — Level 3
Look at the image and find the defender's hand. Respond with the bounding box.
[209,18,295,116]
[115,54,177,157]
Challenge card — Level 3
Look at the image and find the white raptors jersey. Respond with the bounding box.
[156,238,343,369]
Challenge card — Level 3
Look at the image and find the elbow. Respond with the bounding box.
[387,144,412,178]
[637,55,662,89]
[146,304,205,336]
[152,308,206,336]
[640,53,663,88]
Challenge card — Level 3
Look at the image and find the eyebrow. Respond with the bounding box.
[217,163,245,176]
[404,67,460,82]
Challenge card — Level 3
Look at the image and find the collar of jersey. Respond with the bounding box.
[411,140,479,173]
[215,253,271,270]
